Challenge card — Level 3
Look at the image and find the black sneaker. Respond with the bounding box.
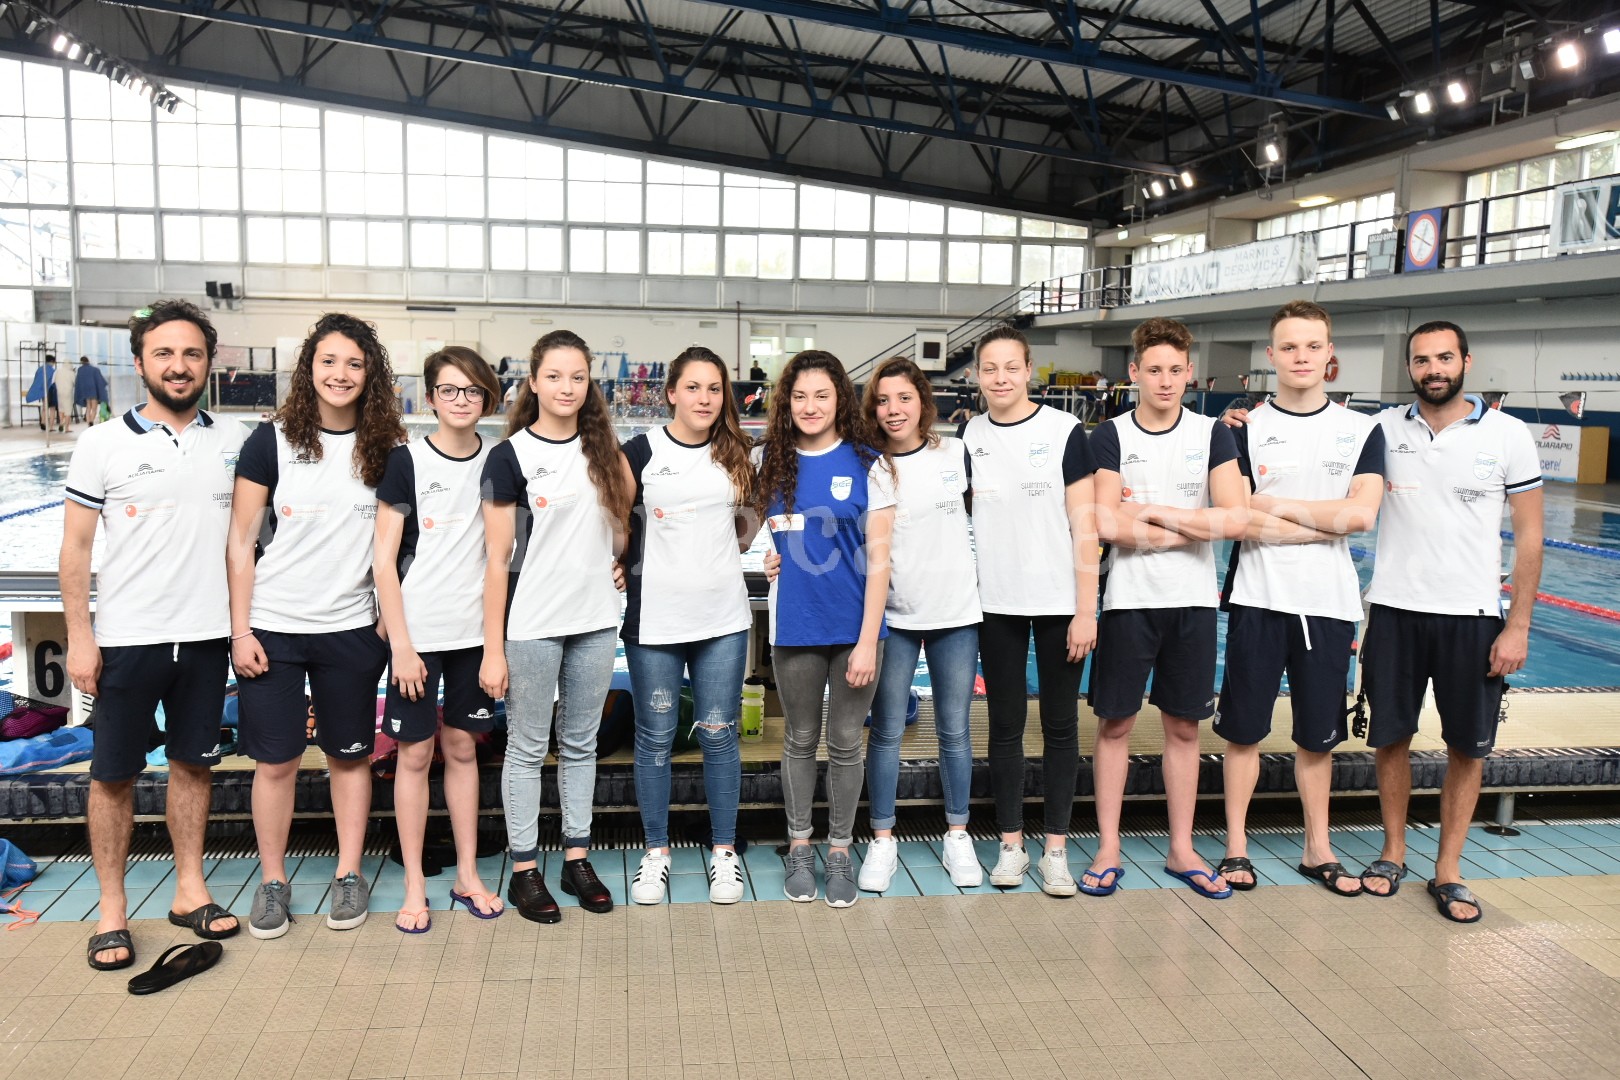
[506,868,561,924]
[559,858,614,914]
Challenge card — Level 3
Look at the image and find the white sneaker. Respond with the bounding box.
[708,850,745,905]
[989,842,1029,888]
[630,851,671,905]
[857,837,900,893]
[1039,849,1078,897]
[941,831,983,887]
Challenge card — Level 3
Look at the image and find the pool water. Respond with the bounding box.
[5,436,1620,690]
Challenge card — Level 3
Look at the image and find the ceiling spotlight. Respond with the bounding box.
[65,42,81,60]
[1116,229,1129,241]
[1519,57,1540,80]
[25,17,42,35]
[1385,100,1402,121]
[1262,141,1280,163]
[1149,233,1176,244]
[1555,130,1619,150]
[52,32,68,52]
[1296,195,1334,208]
[1149,179,1165,198]
[1446,81,1467,105]
[1555,41,1581,69]
[1141,185,1152,200]
[1605,28,1620,54]
[1413,90,1434,114]
[1179,169,1194,188]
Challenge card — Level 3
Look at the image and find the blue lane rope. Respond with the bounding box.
[1502,531,1620,560]
[0,500,62,523]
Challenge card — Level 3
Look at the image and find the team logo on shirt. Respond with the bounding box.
[1183,448,1206,474]
[971,447,989,458]
[221,452,239,476]
[829,476,853,500]
[940,471,960,485]
[1472,452,1498,480]
[1335,432,1356,458]
[1028,442,1050,468]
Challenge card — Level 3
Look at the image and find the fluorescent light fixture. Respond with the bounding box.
[1605,28,1620,54]
[66,42,81,61]
[1555,41,1580,69]
[1179,170,1194,188]
[1413,90,1434,114]
[1262,141,1280,163]
[1296,195,1334,208]
[1555,130,1619,150]
[1446,81,1467,104]
[1385,100,1402,121]
[1116,229,1129,241]
[1141,186,1152,200]
[52,33,68,52]
[1149,233,1176,244]
[1149,179,1165,198]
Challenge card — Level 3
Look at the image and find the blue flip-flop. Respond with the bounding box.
[1079,866,1125,897]
[449,889,504,920]
[1163,866,1233,899]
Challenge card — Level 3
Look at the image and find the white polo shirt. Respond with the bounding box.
[1091,408,1237,611]
[884,437,981,631]
[374,435,491,653]
[236,421,384,634]
[483,429,620,640]
[1229,401,1384,622]
[1365,396,1542,617]
[961,405,1094,617]
[621,427,751,646]
[64,407,247,647]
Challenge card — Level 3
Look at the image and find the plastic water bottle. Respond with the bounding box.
[740,679,764,741]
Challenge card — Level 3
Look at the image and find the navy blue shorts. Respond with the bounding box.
[1213,605,1356,751]
[236,625,388,764]
[90,639,230,782]
[381,647,496,744]
[1089,607,1217,721]
[1362,605,1505,758]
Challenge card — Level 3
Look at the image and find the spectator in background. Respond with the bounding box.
[75,356,110,426]
[749,360,768,382]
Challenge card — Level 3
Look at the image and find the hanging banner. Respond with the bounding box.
[1130,233,1318,304]
[1560,391,1587,419]
[1549,176,1620,255]
[1536,422,1582,481]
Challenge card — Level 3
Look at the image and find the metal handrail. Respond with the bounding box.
[852,285,1030,380]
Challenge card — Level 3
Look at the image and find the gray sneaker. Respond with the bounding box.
[824,850,858,908]
[327,872,369,930]
[248,879,292,940]
[783,845,817,902]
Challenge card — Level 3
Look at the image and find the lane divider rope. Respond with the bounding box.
[1502,583,1620,623]
[0,500,62,523]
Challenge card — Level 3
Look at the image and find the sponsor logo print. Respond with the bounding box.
[530,466,552,479]
[340,741,367,754]
[200,743,224,758]
[1260,435,1284,447]
[423,517,435,529]
[653,507,665,519]
[1392,441,1415,455]
[469,708,492,720]
[124,504,138,518]
[1122,452,1145,466]
[971,447,989,458]
[651,466,677,477]
[1542,424,1561,440]
[390,718,402,733]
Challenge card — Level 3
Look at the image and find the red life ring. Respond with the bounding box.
[1324,357,1340,382]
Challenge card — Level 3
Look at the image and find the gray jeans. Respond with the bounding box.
[775,641,884,848]
[503,628,616,858]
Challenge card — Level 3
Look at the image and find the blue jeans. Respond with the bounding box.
[503,628,617,859]
[867,624,978,830]
[624,630,749,848]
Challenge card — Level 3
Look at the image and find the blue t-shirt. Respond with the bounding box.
[764,440,895,647]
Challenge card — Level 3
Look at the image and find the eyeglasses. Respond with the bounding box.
[432,384,487,403]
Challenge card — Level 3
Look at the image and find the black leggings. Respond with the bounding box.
[979,612,1084,835]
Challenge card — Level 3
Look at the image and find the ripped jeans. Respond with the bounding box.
[624,629,749,848]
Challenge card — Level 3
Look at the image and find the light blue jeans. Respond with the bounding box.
[624,629,749,849]
[867,624,978,830]
[503,628,617,859]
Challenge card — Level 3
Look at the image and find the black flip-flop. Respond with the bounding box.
[127,941,223,995]
[1217,856,1258,891]
[1297,861,1364,896]
[168,902,240,939]
[87,929,135,971]
[1359,859,1407,898]
[1426,879,1483,924]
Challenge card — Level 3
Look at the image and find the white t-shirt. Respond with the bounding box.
[1229,400,1384,622]
[375,435,491,652]
[960,405,1094,617]
[883,438,981,631]
[236,421,383,634]
[621,427,751,646]
[64,408,247,647]
[482,429,620,640]
[1365,396,1542,617]
[1090,408,1237,611]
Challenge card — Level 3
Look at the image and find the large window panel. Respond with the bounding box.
[162,215,240,263]
[874,238,906,281]
[568,227,641,273]
[240,98,320,213]
[875,196,944,235]
[833,236,867,279]
[566,150,641,224]
[330,219,403,267]
[80,212,155,260]
[646,163,719,226]
[246,216,321,264]
[0,208,71,286]
[647,230,716,275]
[410,221,483,269]
[800,236,832,278]
[155,89,238,211]
[324,111,403,215]
[723,174,794,229]
[490,224,563,272]
[407,123,485,217]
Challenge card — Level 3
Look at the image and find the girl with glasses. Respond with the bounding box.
[373,346,504,932]
[622,346,757,905]
[480,330,631,922]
